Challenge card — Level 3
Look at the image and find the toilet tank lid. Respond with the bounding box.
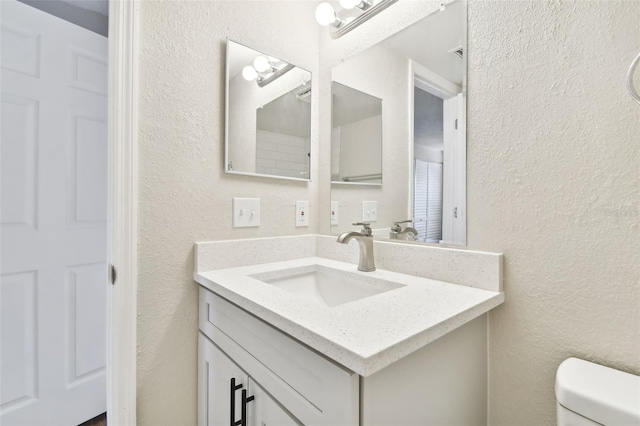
[556,357,640,425]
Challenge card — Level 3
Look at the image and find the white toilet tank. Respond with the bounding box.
[556,357,640,425]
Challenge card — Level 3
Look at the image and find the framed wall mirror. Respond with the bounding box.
[225,39,312,181]
[329,0,467,245]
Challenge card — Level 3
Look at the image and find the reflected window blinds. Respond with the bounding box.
[413,160,443,243]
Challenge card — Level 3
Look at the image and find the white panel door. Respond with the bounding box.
[0,1,108,425]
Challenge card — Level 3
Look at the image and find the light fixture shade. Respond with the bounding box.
[339,0,360,10]
[315,2,337,26]
[242,65,257,81]
[253,56,271,73]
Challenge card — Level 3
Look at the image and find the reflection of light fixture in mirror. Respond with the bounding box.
[242,65,258,81]
[242,56,295,87]
[315,0,398,39]
[256,63,295,88]
[339,0,371,10]
[315,2,342,27]
[253,55,275,73]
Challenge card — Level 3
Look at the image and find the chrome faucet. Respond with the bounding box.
[337,222,376,272]
[389,220,418,240]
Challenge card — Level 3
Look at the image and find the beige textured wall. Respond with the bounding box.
[138,0,639,425]
[137,1,318,424]
[468,1,640,424]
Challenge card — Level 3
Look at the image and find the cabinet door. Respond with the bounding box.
[248,378,300,426]
[198,333,249,426]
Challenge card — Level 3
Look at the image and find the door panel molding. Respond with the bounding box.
[0,94,39,230]
[0,24,41,77]
[0,270,39,412]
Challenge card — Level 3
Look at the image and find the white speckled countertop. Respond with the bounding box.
[195,256,504,376]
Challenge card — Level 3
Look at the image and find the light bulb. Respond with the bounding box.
[339,0,360,10]
[253,56,271,73]
[242,65,257,81]
[315,2,337,26]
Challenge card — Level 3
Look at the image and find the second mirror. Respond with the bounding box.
[331,82,382,185]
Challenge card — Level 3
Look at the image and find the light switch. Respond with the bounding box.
[233,198,260,228]
[362,201,377,222]
[330,201,339,225]
[296,200,309,227]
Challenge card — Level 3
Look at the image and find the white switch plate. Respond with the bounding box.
[330,201,339,225]
[296,200,309,227]
[362,201,378,222]
[233,198,260,228]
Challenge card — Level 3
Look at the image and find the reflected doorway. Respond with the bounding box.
[411,63,466,245]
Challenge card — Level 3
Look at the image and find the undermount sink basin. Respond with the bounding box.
[250,265,405,307]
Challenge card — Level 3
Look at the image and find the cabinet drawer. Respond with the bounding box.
[199,287,358,426]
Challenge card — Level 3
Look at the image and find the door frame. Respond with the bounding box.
[107,0,138,424]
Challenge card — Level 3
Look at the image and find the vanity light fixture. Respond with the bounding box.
[315,0,398,39]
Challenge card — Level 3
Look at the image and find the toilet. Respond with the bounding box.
[556,357,640,425]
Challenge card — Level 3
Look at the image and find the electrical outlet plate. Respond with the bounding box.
[362,201,377,222]
[233,198,260,228]
[330,201,339,225]
[296,200,309,227]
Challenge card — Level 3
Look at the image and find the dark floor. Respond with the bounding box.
[79,413,106,426]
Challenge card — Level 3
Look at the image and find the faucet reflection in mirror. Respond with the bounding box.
[389,220,417,240]
[225,40,312,181]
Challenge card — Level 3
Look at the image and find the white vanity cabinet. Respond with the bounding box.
[198,286,489,426]
[197,288,360,426]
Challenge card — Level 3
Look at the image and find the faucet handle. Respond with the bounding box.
[352,222,373,236]
[393,219,413,226]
